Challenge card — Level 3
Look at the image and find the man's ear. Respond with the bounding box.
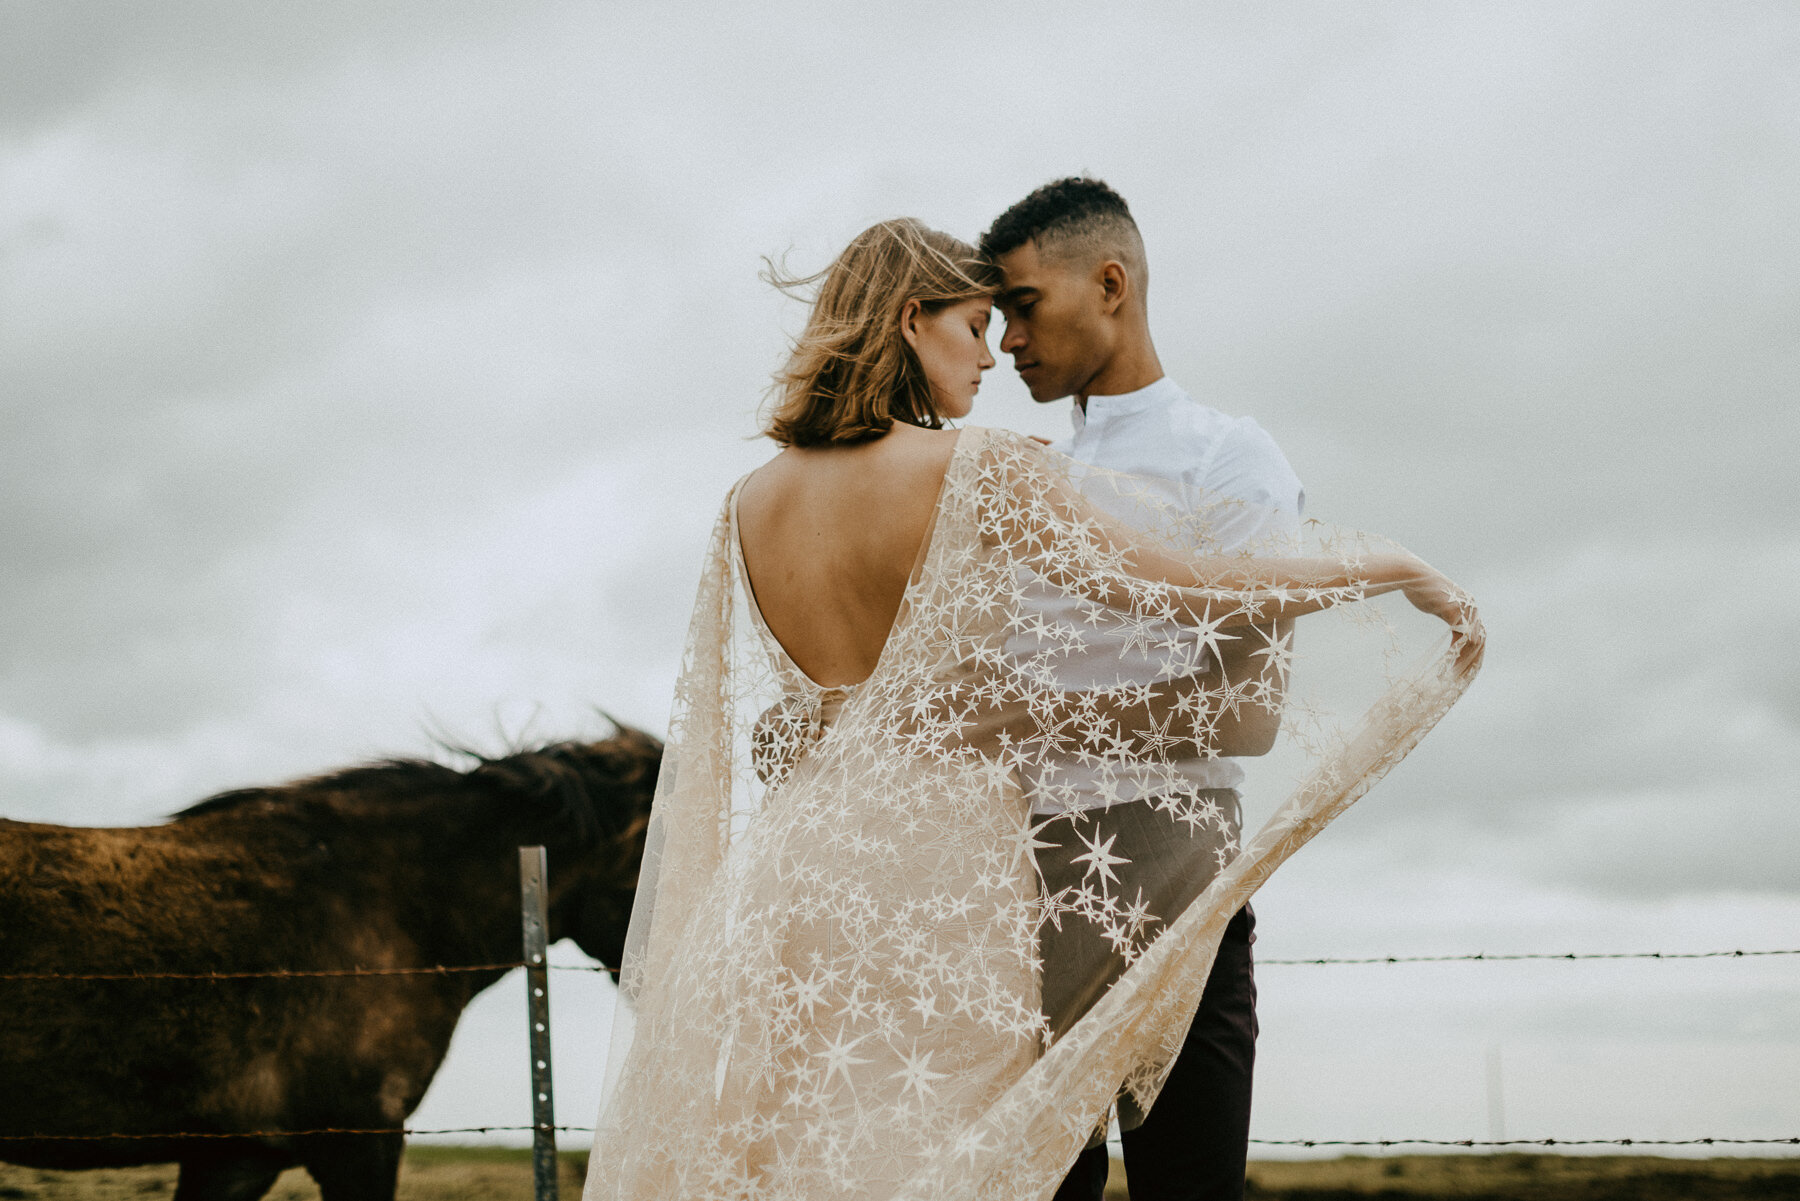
[899,298,923,349]
[1097,260,1130,316]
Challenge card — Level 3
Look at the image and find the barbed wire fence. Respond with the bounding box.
[7,948,1795,1130]
[1256,948,1800,965]
[4,1126,1796,1149]
[5,852,1796,1198]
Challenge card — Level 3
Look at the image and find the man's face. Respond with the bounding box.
[993,239,1108,404]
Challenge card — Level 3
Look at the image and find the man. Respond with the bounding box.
[981,177,1305,1201]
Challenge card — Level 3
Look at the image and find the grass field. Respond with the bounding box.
[3,1148,1798,1199]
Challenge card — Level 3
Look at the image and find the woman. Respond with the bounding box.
[586,219,1482,1201]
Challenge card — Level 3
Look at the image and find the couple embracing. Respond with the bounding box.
[585,178,1483,1201]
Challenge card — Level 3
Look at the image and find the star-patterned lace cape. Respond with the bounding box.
[586,427,1482,1201]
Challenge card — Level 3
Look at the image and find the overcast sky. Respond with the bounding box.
[4,0,1796,1156]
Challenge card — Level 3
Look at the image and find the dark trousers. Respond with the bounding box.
[1049,899,1258,1201]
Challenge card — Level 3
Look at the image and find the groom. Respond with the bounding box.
[981,178,1305,1201]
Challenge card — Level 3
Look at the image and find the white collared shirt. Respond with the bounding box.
[1014,377,1305,814]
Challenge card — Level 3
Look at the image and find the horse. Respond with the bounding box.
[0,726,660,1201]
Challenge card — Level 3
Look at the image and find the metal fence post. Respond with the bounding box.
[520,845,559,1201]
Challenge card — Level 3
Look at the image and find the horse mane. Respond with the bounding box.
[174,728,661,847]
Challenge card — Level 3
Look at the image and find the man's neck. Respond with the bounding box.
[1074,337,1164,412]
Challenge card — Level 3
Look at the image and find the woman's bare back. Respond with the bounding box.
[735,424,963,688]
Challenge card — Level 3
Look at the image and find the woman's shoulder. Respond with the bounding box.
[848,423,975,482]
[735,426,964,513]
[886,426,1050,490]
[733,425,1043,507]
[948,424,1047,460]
[957,426,1058,479]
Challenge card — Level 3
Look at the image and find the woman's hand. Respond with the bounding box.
[1384,554,1486,675]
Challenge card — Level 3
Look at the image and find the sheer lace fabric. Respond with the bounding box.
[586,427,1482,1201]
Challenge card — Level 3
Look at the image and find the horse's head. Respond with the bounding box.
[470,728,662,978]
[554,729,660,976]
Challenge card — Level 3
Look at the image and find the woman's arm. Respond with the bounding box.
[985,432,1483,675]
[1118,545,1482,675]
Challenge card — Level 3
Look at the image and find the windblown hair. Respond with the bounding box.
[980,176,1148,300]
[762,218,1000,448]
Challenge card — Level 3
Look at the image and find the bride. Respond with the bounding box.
[584,218,1483,1201]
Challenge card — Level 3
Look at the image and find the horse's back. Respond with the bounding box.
[0,808,443,1162]
[0,815,279,969]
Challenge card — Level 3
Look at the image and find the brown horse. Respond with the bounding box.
[0,727,659,1201]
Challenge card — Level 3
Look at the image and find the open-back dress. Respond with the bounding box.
[586,426,1482,1201]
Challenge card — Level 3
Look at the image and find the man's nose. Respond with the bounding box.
[1000,323,1026,355]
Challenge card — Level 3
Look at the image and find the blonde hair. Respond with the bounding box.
[762,218,1000,448]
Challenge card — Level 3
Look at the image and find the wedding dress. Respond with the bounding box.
[586,427,1482,1201]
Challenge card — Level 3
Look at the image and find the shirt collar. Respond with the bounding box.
[1070,376,1185,434]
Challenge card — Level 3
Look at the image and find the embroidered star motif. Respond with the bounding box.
[1069,826,1129,887]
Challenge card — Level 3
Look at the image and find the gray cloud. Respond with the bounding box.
[4,0,1795,1145]
[3,0,1790,846]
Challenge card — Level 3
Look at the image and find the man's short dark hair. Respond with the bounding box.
[981,176,1147,295]
[977,176,1133,257]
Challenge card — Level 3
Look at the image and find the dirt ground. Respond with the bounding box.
[2,1148,1797,1199]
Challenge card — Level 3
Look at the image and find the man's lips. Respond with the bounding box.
[1015,361,1039,375]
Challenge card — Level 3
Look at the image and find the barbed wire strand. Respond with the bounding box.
[0,963,525,981]
[1247,1137,1800,1148]
[6,948,1797,982]
[0,1126,549,1141]
[4,1126,1797,1148]
[543,950,1800,973]
[1256,948,1800,966]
